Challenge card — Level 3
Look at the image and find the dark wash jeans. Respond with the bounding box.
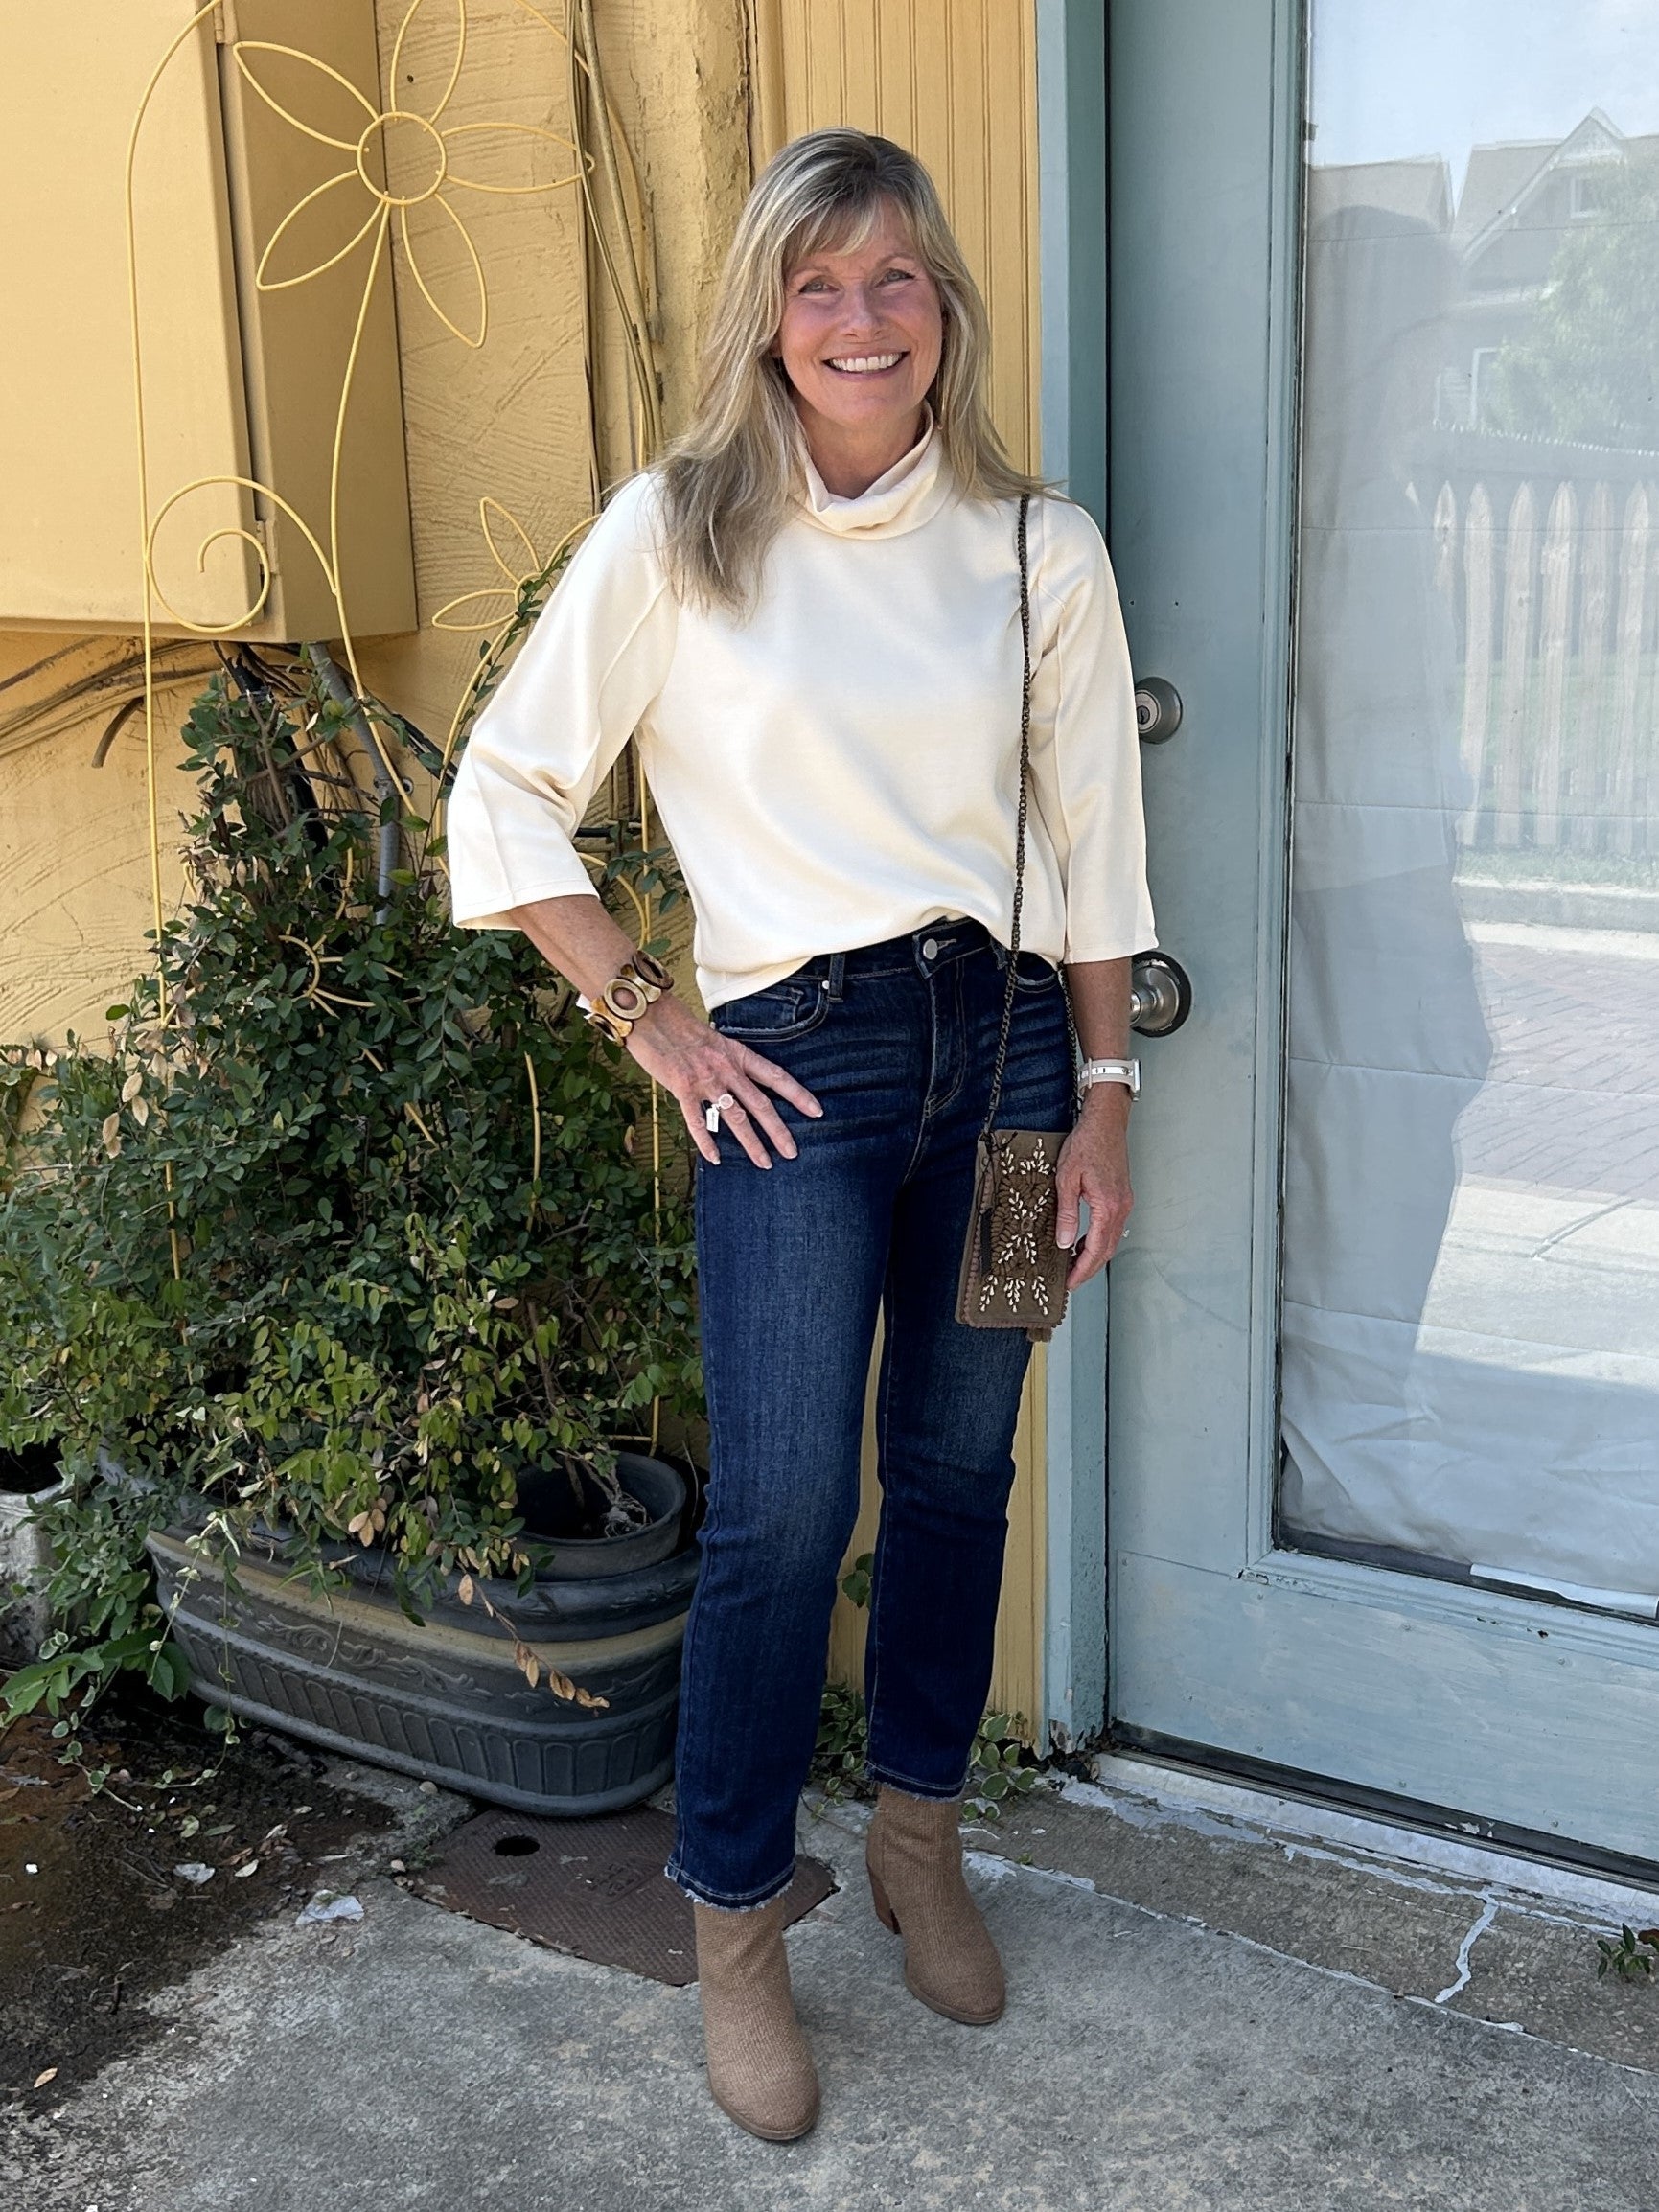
[665,918,1074,1910]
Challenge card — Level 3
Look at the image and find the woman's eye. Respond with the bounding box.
[880,267,917,285]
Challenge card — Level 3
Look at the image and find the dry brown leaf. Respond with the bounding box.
[544,1667,609,1711]
[121,1071,144,1102]
[457,1574,474,1605]
[100,1113,122,1157]
[131,1097,150,1128]
[33,2067,57,2088]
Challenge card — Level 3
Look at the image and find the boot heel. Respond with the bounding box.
[867,1861,901,1934]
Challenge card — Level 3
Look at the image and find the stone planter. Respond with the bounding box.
[146,1453,702,1817]
[0,1444,66,1665]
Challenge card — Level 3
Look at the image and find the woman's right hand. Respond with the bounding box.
[626,995,822,1168]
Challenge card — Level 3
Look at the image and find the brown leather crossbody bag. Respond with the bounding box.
[955,495,1077,1346]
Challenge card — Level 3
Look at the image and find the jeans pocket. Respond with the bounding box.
[1010,951,1062,993]
[711,977,832,1043]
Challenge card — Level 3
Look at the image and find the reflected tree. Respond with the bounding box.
[1486,152,1659,449]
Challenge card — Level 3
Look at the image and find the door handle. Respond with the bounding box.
[1134,677,1183,743]
[1130,951,1192,1037]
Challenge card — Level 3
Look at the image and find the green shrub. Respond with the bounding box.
[1,660,699,1724]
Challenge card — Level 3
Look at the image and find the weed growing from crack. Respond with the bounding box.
[1597,1925,1659,1980]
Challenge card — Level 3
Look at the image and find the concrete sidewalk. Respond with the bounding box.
[10,1757,1659,2212]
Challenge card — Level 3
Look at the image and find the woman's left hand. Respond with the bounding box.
[1055,1088,1134,1290]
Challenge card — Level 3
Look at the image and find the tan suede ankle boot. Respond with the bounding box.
[865,1787,1006,2025]
[693,1893,820,2141]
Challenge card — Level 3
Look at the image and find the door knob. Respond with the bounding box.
[1134,677,1183,743]
[1130,951,1192,1037]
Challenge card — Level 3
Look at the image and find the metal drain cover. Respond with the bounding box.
[402,1805,835,1985]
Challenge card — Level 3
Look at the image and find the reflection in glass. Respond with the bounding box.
[1279,12,1659,1614]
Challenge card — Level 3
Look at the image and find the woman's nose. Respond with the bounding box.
[837,283,884,333]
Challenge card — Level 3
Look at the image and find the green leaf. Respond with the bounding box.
[839,1552,874,1609]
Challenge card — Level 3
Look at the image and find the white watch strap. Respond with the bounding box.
[1078,1056,1141,1096]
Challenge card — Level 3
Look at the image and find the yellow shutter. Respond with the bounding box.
[0,0,414,642]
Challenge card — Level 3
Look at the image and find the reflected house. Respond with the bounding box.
[1311,111,1659,434]
[1448,110,1659,431]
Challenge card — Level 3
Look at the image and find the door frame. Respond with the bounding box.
[1035,0,1110,1748]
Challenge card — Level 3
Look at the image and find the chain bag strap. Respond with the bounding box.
[954,495,1077,1344]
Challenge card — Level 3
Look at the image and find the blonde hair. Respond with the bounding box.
[657,128,1046,611]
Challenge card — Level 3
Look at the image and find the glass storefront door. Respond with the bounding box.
[1103,0,1659,1864]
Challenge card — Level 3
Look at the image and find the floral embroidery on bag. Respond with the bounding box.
[980,1141,1057,1314]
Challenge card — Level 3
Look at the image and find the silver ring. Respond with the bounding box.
[704,1092,736,1133]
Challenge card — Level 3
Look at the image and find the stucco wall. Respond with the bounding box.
[0,639,206,1041]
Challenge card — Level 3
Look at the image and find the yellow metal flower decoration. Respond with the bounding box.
[235,0,584,350]
[430,498,595,786]
[431,498,550,633]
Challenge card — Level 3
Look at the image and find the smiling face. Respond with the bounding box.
[772,200,944,490]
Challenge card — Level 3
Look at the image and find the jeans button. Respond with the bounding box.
[921,937,938,960]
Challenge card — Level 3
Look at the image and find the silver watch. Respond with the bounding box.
[1078,1055,1141,1097]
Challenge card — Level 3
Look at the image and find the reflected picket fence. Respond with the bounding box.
[1427,440,1659,860]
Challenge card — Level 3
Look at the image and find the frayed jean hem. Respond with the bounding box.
[665,1857,797,1914]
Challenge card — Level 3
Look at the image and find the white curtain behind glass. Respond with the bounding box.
[1279,131,1659,1604]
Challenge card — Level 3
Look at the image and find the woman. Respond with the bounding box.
[448,128,1153,2142]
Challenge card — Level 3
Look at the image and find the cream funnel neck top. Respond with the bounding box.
[447,423,1155,1008]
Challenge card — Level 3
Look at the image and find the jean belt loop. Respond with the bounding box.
[826,952,846,1003]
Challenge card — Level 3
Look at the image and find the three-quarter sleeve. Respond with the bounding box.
[446,474,679,929]
[1026,499,1158,963]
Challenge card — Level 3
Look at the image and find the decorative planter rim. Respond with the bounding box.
[116,1450,700,1641]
